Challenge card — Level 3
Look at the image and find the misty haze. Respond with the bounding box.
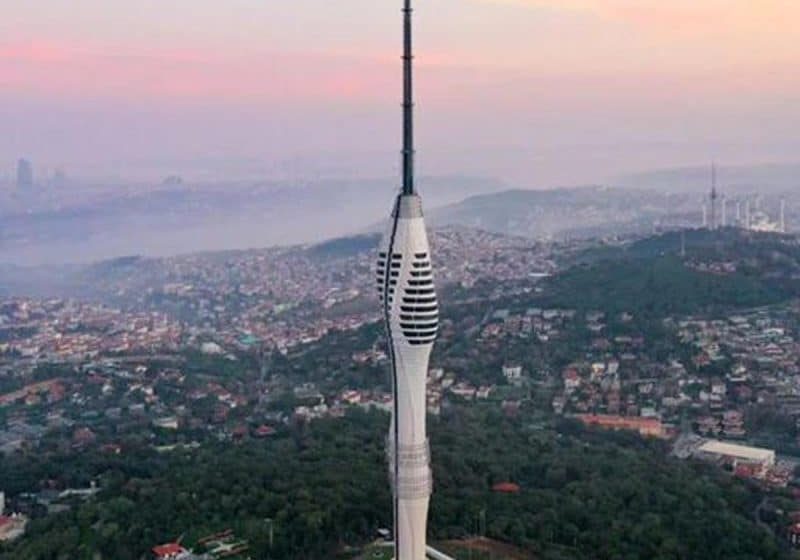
[3,1,800,266]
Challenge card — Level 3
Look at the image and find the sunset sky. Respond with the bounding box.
[2,0,799,185]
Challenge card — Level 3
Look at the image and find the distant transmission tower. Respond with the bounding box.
[781,199,787,233]
[745,199,751,230]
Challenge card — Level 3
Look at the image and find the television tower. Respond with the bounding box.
[376,2,442,558]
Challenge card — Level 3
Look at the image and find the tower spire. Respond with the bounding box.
[402,0,415,195]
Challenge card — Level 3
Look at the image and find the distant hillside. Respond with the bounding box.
[617,162,800,194]
[88,255,144,272]
[542,228,800,318]
[579,228,800,266]
[306,234,381,259]
[430,186,698,240]
[1,175,505,266]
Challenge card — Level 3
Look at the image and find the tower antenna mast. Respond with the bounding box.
[402,0,415,195]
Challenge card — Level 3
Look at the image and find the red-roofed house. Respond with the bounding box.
[152,542,187,559]
[563,368,581,393]
[0,514,28,542]
[789,524,800,547]
[734,463,760,479]
[254,425,275,438]
[492,482,521,494]
[577,414,664,438]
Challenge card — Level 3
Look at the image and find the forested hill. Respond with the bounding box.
[541,255,785,319]
[429,187,697,240]
[539,229,800,319]
[0,405,784,560]
[578,228,800,264]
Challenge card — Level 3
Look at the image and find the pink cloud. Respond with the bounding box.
[485,0,800,37]
[0,41,78,63]
[2,31,798,120]
[0,39,515,109]
[0,41,402,104]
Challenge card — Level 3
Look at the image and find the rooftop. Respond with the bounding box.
[698,440,775,462]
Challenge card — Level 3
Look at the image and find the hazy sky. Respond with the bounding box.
[2,0,799,185]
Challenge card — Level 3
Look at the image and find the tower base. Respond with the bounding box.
[425,546,457,560]
[366,542,456,560]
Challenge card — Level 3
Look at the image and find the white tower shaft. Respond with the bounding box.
[378,197,438,560]
[377,2,439,559]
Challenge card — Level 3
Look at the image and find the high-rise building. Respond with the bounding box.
[745,200,751,230]
[16,159,33,190]
[51,168,67,188]
[721,195,727,228]
[375,3,450,559]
